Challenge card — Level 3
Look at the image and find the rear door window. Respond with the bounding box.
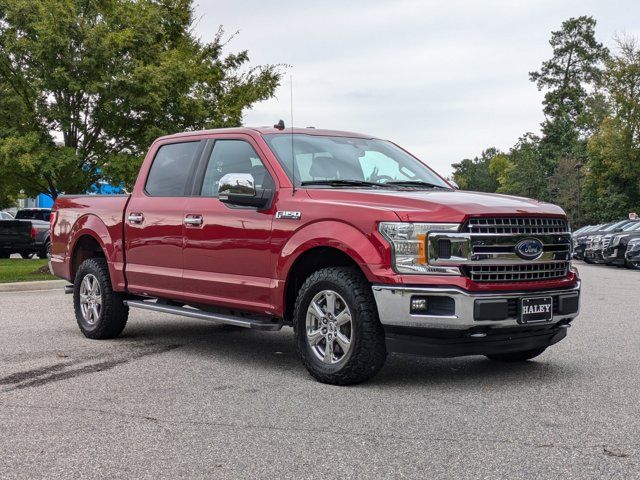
[145,142,200,196]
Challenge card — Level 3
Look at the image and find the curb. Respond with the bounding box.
[0,279,68,293]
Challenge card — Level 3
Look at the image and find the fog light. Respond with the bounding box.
[410,296,428,314]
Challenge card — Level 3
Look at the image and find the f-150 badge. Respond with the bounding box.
[276,211,301,220]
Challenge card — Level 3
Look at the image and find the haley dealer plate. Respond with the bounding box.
[520,296,553,324]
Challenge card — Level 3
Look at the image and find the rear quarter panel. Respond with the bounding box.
[51,195,130,290]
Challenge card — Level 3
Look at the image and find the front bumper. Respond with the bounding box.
[603,246,625,265]
[626,245,640,262]
[372,282,580,357]
[584,248,604,262]
[372,282,580,330]
[572,244,586,259]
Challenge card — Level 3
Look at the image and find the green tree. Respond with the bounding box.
[530,16,608,175]
[451,148,501,192]
[530,16,608,130]
[0,0,281,199]
[547,156,584,225]
[496,133,551,201]
[583,38,640,221]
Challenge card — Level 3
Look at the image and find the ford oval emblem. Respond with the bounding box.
[515,238,544,260]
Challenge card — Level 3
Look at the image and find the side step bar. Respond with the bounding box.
[124,300,283,331]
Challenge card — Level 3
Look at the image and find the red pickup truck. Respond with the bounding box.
[50,126,580,384]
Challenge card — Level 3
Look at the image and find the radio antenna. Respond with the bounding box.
[290,74,296,195]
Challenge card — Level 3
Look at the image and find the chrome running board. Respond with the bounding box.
[124,300,283,331]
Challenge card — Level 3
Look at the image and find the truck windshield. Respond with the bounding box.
[263,134,450,189]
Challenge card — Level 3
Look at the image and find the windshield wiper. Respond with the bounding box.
[300,179,393,188]
[385,180,451,190]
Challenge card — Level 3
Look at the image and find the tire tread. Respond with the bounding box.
[74,258,128,339]
[294,267,386,385]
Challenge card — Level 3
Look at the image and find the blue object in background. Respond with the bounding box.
[36,193,54,209]
[27,181,122,210]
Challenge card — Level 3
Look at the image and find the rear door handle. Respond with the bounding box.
[184,214,203,227]
[128,213,144,224]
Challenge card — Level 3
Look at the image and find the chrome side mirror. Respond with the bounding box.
[218,173,272,209]
[218,173,257,198]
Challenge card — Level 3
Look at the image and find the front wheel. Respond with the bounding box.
[73,258,128,339]
[626,260,640,270]
[486,347,547,362]
[294,267,387,385]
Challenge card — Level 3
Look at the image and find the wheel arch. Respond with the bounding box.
[67,214,125,289]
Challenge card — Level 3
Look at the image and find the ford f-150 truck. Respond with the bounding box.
[50,126,581,384]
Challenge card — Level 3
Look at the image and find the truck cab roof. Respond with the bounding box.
[154,126,375,143]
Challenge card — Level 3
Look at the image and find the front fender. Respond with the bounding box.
[276,220,389,282]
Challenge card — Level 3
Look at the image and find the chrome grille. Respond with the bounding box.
[463,217,569,235]
[467,262,570,282]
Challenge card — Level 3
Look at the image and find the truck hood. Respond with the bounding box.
[305,188,565,222]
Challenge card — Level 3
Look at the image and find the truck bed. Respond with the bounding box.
[50,195,131,286]
[0,220,34,255]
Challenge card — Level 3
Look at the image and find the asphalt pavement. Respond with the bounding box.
[0,262,638,479]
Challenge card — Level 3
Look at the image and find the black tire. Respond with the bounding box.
[39,240,51,259]
[19,251,35,259]
[583,257,595,264]
[626,260,640,270]
[294,267,387,385]
[0,252,9,259]
[73,258,128,339]
[486,347,547,362]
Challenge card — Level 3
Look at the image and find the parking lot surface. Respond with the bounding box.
[0,262,638,479]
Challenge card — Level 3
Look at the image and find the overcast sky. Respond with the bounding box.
[194,0,640,177]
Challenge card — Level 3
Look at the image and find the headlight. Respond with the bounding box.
[628,238,640,247]
[379,222,460,274]
[593,235,602,247]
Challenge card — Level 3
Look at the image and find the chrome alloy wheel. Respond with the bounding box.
[306,290,353,364]
[79,274,102,325]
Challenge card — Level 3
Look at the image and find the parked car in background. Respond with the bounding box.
[572,224,604,260]
[624,238,640,270]
[603,222,640,267]
[0,219,35,258]
[9,208,51,258]
[584,220,636,264]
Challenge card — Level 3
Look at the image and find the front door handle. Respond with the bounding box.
[128,212,144,224]
[184,215,203,227]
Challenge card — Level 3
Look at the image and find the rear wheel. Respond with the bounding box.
[486,347,546,362]
[294,267,387,385]
[73,258,128,339]
[39,240,51,259]
[19,251,35,259]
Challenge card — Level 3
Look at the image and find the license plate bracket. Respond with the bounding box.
[519,296,553,324]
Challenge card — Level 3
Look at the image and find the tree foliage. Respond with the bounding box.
[583,38,640,221]
[451,16,639,226]
[451,148,501,192]
[0,0,281,198]
[529,16,608,128]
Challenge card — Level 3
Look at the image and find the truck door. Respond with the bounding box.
[124,140,203,299]
[181,136,277,313]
